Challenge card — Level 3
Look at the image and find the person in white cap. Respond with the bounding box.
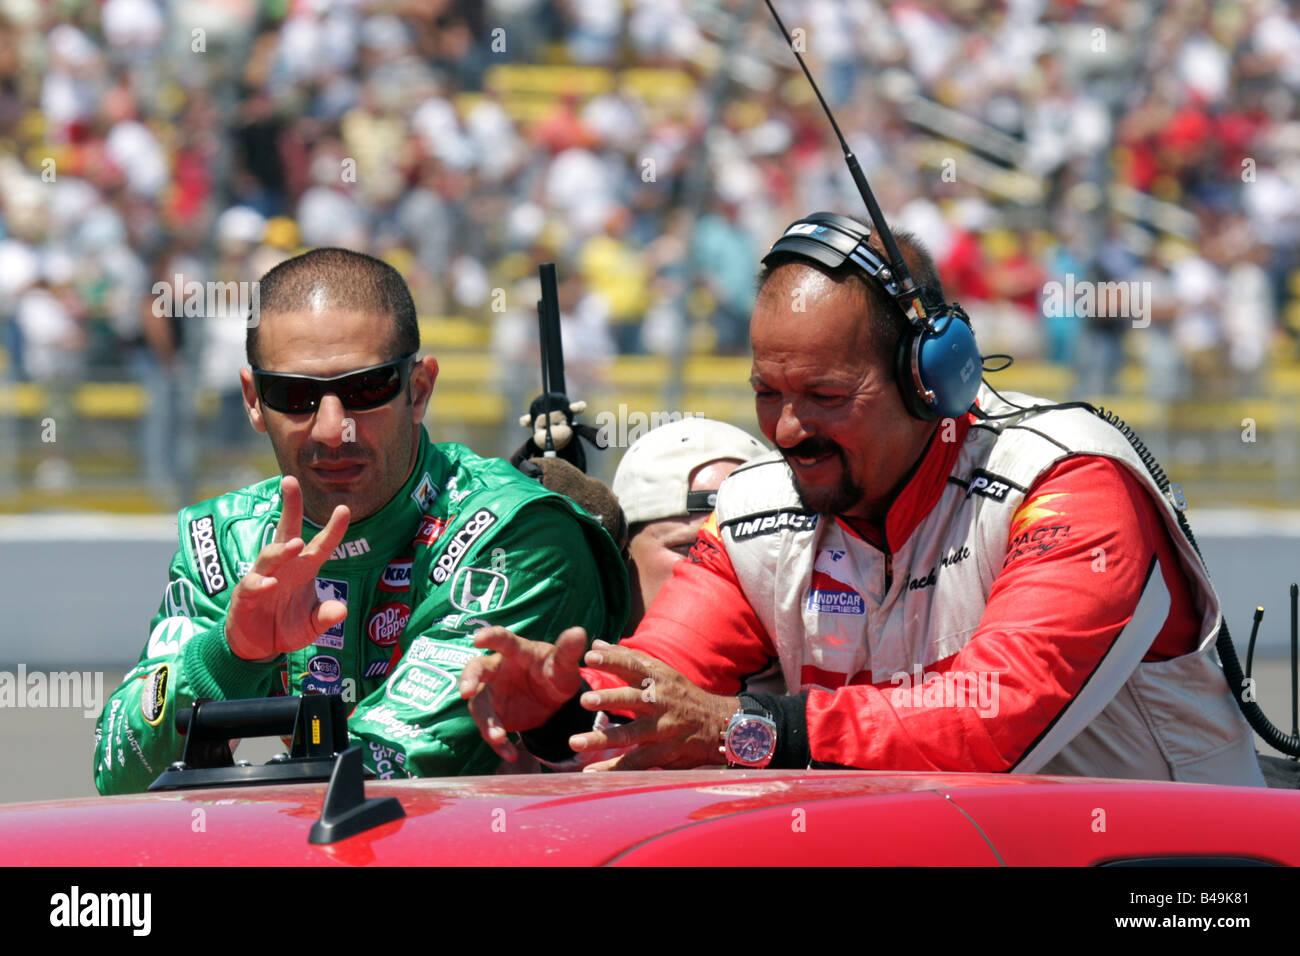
[612,418,768,635]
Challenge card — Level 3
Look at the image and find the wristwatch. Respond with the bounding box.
[721,696,777,768]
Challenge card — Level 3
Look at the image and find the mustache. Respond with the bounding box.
[303,447,372,464]
[782,436,841,460]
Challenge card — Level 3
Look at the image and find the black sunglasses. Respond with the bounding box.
[252,354,417,414]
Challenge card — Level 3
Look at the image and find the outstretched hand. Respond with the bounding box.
[570,640,736,771]
[459,625,588,763]
[224,475,351,662]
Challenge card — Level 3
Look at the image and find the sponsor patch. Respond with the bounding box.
[414,514,451,546]
[430,509,497,585]
[386,660,457,711]
[301,676,340,695]
[141,665,168,725]
[313,578,349,648]
[806,549,865,615]
[367,739,407,779]
[308,655,341,683]
[162,579,198,619]
[725,510,819,542]
[188,516,228,596]
[411,472,438,511]
[378,558,413,593]
[146,617,196,659]
[966,469,1015,502]
[363,659,391,680]
[367,601,411,647]
[449,566,509,614]
[1011,493,1069,538]
[329,537,371,561]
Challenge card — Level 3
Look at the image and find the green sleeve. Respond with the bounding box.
[92,543,280,795]
[348,500,624,778]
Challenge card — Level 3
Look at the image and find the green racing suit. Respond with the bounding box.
[93,427,628,794]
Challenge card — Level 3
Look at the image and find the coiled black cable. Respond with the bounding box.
[1091,404,1300,758]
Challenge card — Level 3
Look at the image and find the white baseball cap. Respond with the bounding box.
[613,418,768,524]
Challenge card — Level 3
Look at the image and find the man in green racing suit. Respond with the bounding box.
[94,249,627,795]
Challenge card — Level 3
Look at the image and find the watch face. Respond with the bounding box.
[730,717,776,764]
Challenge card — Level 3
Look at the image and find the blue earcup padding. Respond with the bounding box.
[898,309,982,421]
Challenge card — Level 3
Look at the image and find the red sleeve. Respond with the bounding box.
[582,512,777,695]
[805,455,1201,770]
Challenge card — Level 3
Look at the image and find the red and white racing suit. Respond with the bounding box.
[601,387,1263,784]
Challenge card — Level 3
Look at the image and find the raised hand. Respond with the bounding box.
[224,475,351,662]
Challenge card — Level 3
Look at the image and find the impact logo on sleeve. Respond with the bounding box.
[806,549,865,615]
[188,516,227,596]
[1005,493,1072,564]
[430,509,497,585]
[313,578,348,648]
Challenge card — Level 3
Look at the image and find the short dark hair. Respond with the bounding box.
[755,225,942,380]
[247,248,419,367]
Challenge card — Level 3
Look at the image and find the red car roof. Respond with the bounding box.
[3,770,1298,866]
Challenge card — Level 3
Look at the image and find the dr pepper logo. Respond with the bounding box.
[368,601,411,647]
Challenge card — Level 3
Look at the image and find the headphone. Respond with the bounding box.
[762,211,982,422]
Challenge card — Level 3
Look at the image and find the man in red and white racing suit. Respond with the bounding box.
[460,242,1263,786]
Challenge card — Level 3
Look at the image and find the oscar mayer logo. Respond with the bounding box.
[806,548,865,615]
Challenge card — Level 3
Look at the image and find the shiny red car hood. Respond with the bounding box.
[2,770,1297,866]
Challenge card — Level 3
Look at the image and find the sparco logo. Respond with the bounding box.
[726,511,818,541]
[188,516,227,595]
[431,509,497,585]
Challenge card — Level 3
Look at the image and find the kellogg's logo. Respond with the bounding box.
[368,602,411,647]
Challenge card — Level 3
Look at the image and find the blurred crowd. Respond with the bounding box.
[2,0,1300,491]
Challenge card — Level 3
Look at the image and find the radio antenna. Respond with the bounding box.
[762,0,932,317]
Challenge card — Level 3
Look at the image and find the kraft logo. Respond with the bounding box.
[378,559,413,592]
